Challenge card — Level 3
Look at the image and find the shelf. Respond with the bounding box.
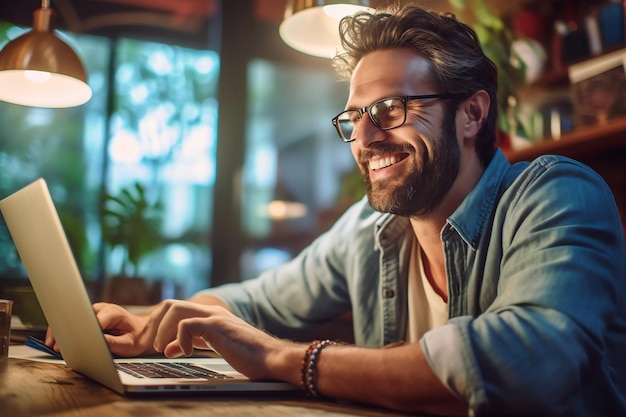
[503,118,626,163]
[528,45,626,89]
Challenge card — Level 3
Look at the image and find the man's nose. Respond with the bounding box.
[353,113,387,146]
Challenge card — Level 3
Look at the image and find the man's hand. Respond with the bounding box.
[95,299,235,357]
[152,301,299,382]
[43,301,150,356]
[94,302,153,356]
[45,294,233,357]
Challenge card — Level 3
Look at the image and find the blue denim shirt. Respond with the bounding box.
[201,150,626,416]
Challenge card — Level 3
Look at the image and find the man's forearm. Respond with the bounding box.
[272,341,467,415]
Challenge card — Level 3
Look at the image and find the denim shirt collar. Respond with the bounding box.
[446,149,510,249]
[372,149,510,251]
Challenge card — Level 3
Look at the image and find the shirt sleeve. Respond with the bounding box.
[422,157,626,415]
[194,197,379,340]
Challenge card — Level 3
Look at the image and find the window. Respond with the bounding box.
[0,27,109,288]
[0,20,362,299]
[106,39,219,298]
[0,24,219,300]
[241,59,356,279]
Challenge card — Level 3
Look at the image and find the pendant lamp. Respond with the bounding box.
[279,0,372,59]
[0,0,92,108]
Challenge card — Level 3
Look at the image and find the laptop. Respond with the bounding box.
[0,178,298,395]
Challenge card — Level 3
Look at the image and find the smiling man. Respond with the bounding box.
[48,5,626,416]
[344,52,467,219]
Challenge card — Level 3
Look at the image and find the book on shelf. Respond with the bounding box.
[568,48,626,127]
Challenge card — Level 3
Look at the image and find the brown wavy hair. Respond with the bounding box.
[333,5,498,167]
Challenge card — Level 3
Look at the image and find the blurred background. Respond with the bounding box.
[0,0,623,315]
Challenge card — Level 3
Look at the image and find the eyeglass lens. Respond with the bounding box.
[336,97,405,141]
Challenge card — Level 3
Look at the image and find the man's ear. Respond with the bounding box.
[458,90,490,140]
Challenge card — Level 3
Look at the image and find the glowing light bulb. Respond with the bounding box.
[24,70,52,83]
[323,4,366,20]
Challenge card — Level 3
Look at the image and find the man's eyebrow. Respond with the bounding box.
[344,94,405,110]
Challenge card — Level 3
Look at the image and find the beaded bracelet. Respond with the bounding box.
[301,339,336,397]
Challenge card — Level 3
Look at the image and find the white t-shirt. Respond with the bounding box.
[406,239,449,342]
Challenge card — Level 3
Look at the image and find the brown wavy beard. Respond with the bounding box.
[359,110,460,217]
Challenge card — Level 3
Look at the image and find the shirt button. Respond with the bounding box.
[384,289,395,298]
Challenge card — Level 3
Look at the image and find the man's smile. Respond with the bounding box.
[368,152,410,171]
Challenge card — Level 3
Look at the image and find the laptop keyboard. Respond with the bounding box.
[115,362,231,379]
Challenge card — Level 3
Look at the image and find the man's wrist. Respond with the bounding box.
[268,341,308,386]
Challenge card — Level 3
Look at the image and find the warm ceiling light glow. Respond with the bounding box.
[0,0,92,108]
[279,1,373,59]
[266,200,308,220]
[0,70,92,108]
[322,4,366,20]
[24,70,52,83]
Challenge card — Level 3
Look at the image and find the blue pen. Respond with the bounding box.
[24,335,63,360]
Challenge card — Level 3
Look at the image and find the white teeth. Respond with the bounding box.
[370,155,398,170]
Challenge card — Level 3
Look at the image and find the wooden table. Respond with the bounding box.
[0,354,411,417]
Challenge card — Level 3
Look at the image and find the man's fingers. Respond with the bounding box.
[152,302,229,353]
[94,308,118,330]
[93,303,131,332]
[150,301,182,352]
[104,333,134,355]
[44,327,61,352]
[152,302,205,352]
[163,342,186,358]
[164,317,212,358]
[44,327,55,346]
[163,321,195,357]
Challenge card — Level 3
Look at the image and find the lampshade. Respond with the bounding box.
[279,0,373,59]
[0,1,92,108]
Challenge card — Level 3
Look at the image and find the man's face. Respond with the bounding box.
[346,48,461,217]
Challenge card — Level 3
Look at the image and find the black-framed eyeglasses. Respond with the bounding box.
[331,93,468,142]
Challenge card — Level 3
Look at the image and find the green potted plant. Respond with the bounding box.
[100,182,163,304]
[448,0,527,142]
